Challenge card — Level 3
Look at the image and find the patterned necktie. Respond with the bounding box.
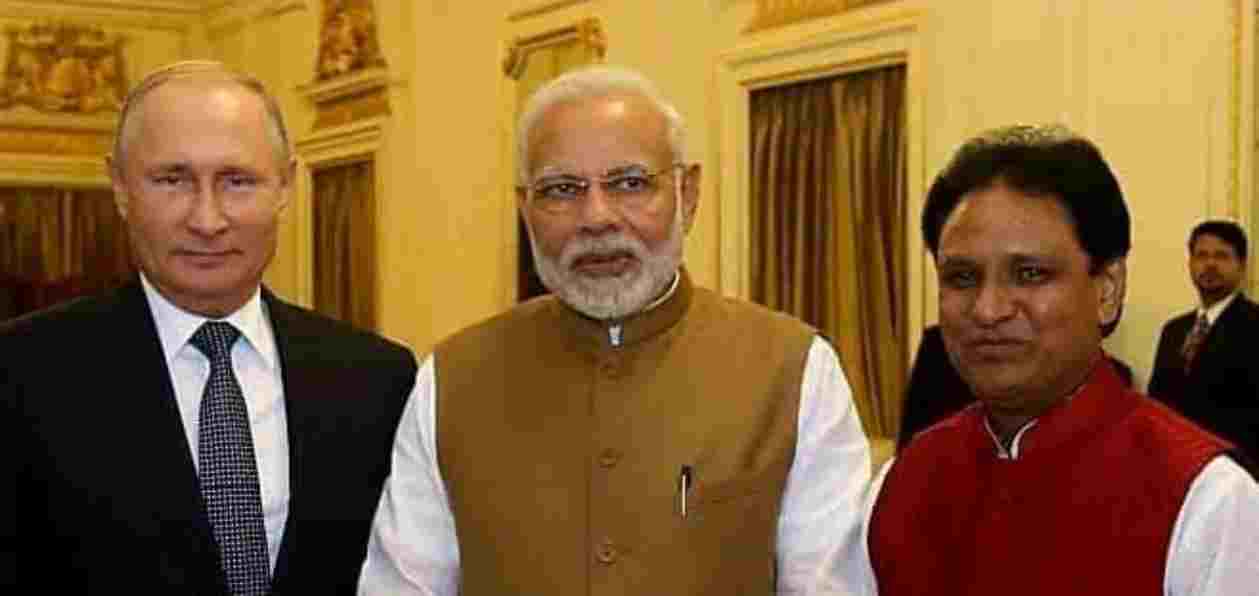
[190,321,272,595]
[1180,313,1210,375]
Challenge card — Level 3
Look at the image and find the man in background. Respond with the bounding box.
[359,66,872,595]
[1149,219,1259,459]
[1,61,416,593]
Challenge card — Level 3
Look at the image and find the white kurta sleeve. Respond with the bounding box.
[358,356,460,596]
[1165,454,1259,596]
[777,337,874,594]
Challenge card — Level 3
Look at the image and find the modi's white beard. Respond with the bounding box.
[528,205,684,320]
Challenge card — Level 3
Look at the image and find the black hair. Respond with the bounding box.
[922,124,1131,336]
[1188,219,1247,261]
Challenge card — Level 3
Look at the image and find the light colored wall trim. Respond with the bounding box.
[292,116,386,308]
[206,0,308,39]
[1239,0,1259,292]
[507,0,591,22]
[0,1,196,30]
[11,0,201,13]
[0,155,109,188]
[298,66,392,105]
[715,0,927,363]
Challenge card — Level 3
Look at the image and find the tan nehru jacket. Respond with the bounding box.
[434,270,816,595]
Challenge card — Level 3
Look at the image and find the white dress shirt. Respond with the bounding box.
[821,432,1259,595]
[140,274,289,571]
[358,337,872,595]
[1197,289,1238,327]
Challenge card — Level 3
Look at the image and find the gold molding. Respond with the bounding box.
[744,0,890,33]
[206,0,310,39]
[299,66,394,131]
[0,3,195,31]
[294,116,384,168]
[311,89,389,130]
[0,128,111,156]
[0,154,109,188]
[7,0,202,14]
[502,17,606,79]
[299,66,390,104]
[506,0,591,22]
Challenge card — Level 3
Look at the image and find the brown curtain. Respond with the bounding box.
[749,65,907,439]
[312,160,376,330]
[0,187,132,319]
[514,39,601,301]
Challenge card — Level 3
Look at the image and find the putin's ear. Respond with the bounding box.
[1097,258,1127,327]
[275,158,297,213]
[105,154,128,219]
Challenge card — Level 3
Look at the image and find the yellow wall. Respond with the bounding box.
[382,0,1246,389]
[2,0,1251,390]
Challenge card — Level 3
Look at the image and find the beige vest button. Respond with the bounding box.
[596,539,618,564]
[597,448,622,468]
[600,360,620,378]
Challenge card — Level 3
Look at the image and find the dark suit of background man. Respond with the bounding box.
[0,61,416,594]
[1149,219,1259,459]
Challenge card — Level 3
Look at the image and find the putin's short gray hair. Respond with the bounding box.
[111,60,293,172]
[515,65,686,185]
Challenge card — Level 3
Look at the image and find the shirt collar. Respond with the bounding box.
[139,272,278,371]
[557,267,692,350]
[983,417,1038,460]
[977,357,1132,461]
[1198,290,1239,326]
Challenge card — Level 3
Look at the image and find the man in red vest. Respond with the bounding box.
[821,125,1259,595]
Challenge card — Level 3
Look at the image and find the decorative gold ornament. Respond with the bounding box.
[502,17,607,80]
[0,22,127,114]
[316,0,387,81]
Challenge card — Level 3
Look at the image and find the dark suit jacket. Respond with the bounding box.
[1149,293,1259,459]
[0,281,416,594]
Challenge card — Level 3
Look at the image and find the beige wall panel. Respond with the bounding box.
[404,1,509,351]
[1074,0,1234,389]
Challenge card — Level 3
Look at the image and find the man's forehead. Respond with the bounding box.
[529,94,669,159]
[138,79,257,120]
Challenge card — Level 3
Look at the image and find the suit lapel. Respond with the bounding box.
[112,281,223,585]
[263,290,315,585]
[1200,294,1246,360]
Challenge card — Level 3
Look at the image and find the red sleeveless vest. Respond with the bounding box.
[870,360,1230,596]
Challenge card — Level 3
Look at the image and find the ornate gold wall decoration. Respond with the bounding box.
[502,17,606,79]
[0,127,111,156]
[316,0,387,81]
[312,85,391,130]
[745,0,890,33]
[0,22,127,114]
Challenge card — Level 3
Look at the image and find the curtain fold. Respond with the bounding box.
[748,65,907,439]
[0,187,131,319]
[312,160,376,330]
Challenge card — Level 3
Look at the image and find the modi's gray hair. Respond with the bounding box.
[515,65,686,185]
[111,60,292,172]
